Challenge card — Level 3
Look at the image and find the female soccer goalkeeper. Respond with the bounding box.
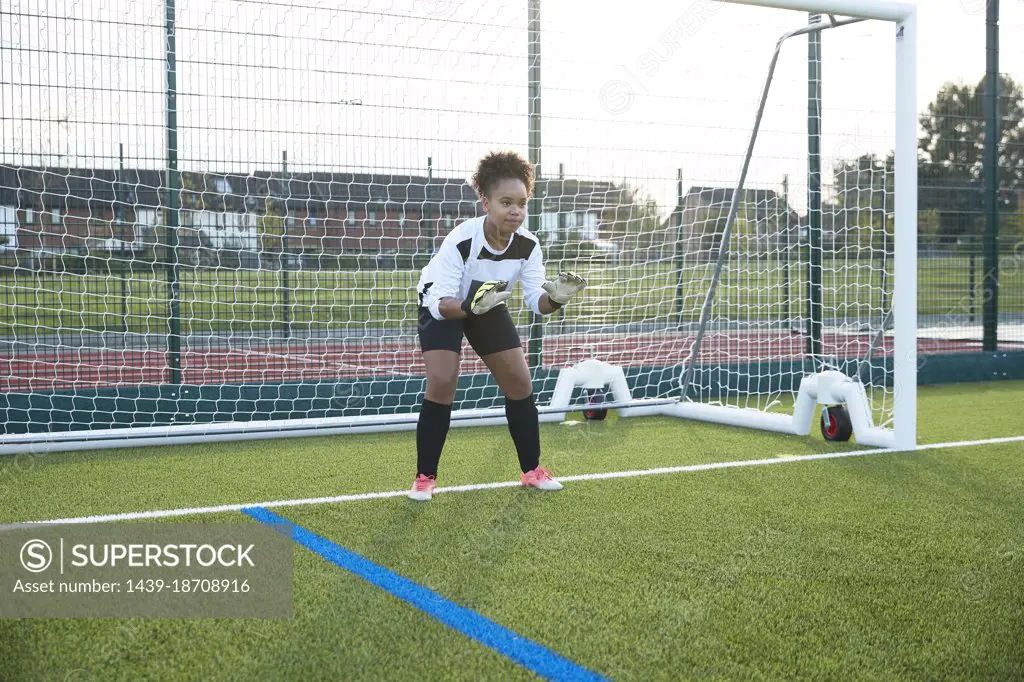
[410,150,587,501]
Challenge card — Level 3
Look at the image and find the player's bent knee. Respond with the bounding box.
[480,348,533,401]
[497,369,533,400]
[503,381,533,402]
[425,372,459,403]
[422,350,459,403]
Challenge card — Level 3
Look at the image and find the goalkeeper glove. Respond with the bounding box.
[462,280,511,317]
[542,272,587,307]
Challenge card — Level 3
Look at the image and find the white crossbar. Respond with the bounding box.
[722,0,915,23]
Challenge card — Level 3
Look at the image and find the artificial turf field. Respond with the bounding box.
[0,380,1022,681]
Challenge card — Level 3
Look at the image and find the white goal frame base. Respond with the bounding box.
[0,360,892,456]
[663,370,895,449]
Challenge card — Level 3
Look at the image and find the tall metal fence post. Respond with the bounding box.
[118,142,128,335]
[969,234,977,323]
[165,0,182,385]
[807,12,823,362]
[557,162,565,324]
[674,168,686,325]
[879,162,889,318]
[426,156,433,248]
[527,0,543,370]
[982,0,1000,350]
[783,174,792,328]
[282,150,291,339]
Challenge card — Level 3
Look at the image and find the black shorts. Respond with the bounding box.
[418,306,522,357]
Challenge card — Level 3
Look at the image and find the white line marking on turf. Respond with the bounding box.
[4,434,1023,528]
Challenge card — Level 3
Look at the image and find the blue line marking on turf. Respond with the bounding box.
[242,505,607,682]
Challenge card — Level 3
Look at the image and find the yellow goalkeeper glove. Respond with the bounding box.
[462,280,511,317]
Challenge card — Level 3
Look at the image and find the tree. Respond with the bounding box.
[826,152,894,250]
[918,74,1024,240]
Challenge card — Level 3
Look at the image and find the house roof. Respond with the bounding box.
[664,185,802,231]
[535,179,624,211]
[1,166,483,214]
[2,166,628,215]
[683,186,783,206]
[0,165,165,209]
[258,172,482,213]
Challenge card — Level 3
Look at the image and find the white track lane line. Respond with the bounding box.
[3,434,1023,528]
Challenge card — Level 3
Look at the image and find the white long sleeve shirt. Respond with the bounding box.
[416,216,547,320]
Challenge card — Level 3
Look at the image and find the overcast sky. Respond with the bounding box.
[1,0,1021,215]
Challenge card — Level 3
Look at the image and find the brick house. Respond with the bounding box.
[674,186,802,260]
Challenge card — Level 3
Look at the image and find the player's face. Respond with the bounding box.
[482,178,528,236]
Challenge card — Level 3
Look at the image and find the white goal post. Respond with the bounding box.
[0,0,917,455]
[741,0,917,450]
[662,0,919,450]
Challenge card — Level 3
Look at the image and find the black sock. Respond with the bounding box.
[505,394,541,473]
[416,399,452,478]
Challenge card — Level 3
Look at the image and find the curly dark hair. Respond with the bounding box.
[472,151,534,198]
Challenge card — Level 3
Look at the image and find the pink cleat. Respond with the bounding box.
[409,474,436,501]
[520,466,563,492]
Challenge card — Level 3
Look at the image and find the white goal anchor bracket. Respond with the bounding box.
[548,359,665,422]
[791,370,894,448]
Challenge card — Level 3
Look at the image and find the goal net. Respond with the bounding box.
[0,0,916,453]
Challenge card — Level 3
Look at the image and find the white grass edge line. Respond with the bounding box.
[5,434,1022,528]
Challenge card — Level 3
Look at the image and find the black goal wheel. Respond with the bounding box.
[820,405,853,442]
[583,388,608,421]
